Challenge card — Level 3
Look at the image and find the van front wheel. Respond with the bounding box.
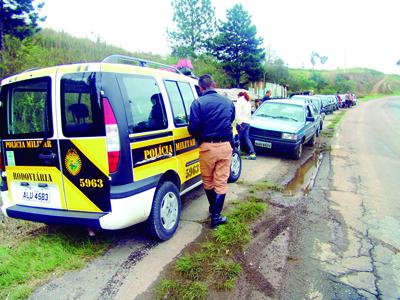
[148,181,181,241]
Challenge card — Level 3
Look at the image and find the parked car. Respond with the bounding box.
[316,95,336,114]
[352,94,357,105]
[290,95,324,131]
[249,99,318,160]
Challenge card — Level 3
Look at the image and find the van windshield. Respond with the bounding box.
[0,77,52,138]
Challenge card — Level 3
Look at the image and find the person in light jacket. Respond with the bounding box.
[236,91,256,160]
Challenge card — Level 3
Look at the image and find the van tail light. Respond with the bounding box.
[102,97,120,173]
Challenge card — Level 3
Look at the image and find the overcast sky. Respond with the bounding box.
[41,0,400,74]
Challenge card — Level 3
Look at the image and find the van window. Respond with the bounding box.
[2,77,52,138]
[178,82,196,114]
[165,80,195,126]
[117,74,167,133]
[61,72,105,137]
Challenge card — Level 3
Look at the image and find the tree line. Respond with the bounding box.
[1,0,398,96]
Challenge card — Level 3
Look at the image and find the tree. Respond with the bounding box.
[310,51,319,69]
[264,57,289,85]
[310,51,328,69]
[210,4,265,87]
[0,0,45,50]
[167,0,217,58]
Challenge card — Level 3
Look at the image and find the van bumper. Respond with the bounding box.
[5,205,106,229]
[1,187,156,230]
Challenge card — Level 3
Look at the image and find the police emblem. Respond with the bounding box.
[65,148,82,176]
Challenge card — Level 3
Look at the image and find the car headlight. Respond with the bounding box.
[281,133,298,140]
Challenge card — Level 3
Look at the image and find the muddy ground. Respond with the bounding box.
[135,140,328,300]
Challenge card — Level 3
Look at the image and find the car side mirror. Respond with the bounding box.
[306,116,315,122]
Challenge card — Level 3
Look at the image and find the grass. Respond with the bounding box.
[155,195,268,300]
[248,180,284,193]
[359,94,387,102]
[359,92,400,102]
[320,110,347,139]
[0,224,111,300]
[327,110,347,130]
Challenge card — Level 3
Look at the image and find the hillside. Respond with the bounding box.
[289,68,400,97]
[1,29,400,96]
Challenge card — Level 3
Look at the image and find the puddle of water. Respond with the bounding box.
[283,152,323,197]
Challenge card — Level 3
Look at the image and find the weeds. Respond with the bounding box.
[248,180,284,193]
[214,218,251,249]
[155,193,268,299]
[212,258,242,290]
[155,280,208,300]
[0,230,110,300]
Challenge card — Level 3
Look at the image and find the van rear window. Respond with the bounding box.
[1,77,53,138]
[61,72,105,137]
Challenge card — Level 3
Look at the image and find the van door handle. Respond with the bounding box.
[38,152,57,160]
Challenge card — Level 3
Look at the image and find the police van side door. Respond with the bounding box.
[164,80,200,191]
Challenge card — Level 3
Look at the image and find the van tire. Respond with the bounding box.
[148,181,181,241]
[228,148,242,183]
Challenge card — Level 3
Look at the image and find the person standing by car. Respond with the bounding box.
[236,91,256,160]
[188,74,235,228]
[345,91,352,108]
[262,90,272,102]
[336,92,342,109]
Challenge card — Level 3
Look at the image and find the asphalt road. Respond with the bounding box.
[280,97,400,299]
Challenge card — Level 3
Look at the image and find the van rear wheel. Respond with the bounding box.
[148,181,181,241]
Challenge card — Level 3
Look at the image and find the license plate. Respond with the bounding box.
[255,140,272,148]
[22,188,51,203]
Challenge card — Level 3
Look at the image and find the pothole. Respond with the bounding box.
[283,151,324,197]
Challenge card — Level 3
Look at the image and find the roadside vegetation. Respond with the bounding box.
[320,110,348,138]
[0,220,112,300]
[155,186,273,300]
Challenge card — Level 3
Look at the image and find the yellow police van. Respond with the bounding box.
[0,55,242,240]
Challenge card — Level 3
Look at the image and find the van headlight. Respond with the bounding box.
[281,133,298,140]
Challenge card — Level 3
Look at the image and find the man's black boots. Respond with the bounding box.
[205,189,216,214]
[211,193,227,228]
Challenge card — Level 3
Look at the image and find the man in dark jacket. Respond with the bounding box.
[188,74,235,228]
[262,90,271,102]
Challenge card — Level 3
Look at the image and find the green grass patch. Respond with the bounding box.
[248,180,284,193]
[327,110,347,130]
[212,258,242,290]
[156,279,208,300]
[155,195,268,299]
[0,231,110,300]
[360,93,400,102]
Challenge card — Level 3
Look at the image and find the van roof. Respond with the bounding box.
[1,59,196,86]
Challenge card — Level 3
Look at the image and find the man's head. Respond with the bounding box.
[198,74,216,92]
[266,90,271,96]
